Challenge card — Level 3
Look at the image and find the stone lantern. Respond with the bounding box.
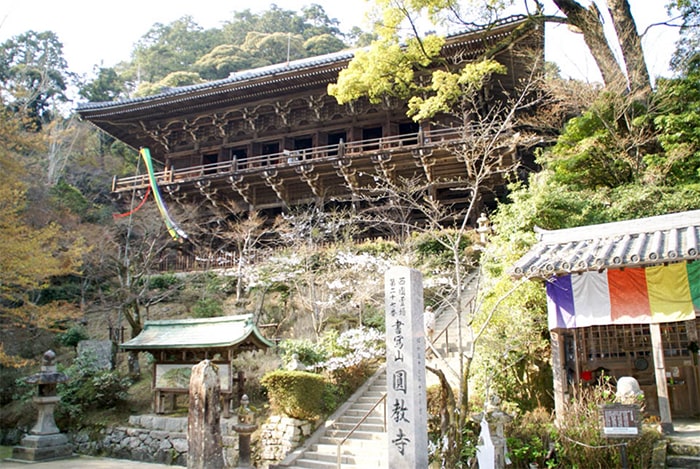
[477,213,492,245]
[11,350,72,462]
[233,394,258,468]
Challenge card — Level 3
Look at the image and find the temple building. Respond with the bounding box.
[76,16,544,220]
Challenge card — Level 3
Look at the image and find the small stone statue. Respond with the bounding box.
[286,353,306,371]
[237,395,255,425]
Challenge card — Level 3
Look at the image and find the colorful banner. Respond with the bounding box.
[547,261,699,329]
[140,147,187,241]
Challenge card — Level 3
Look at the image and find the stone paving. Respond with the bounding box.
[1,455,177,468]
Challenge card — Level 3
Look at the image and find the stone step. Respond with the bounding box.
[310,442,386,455]
[318,432,386,445]
[357,396,386,404]
[342,409,385,418]
[302,449,387,466]
[666,455,700,468]
[333,416,385,426]
[669,442,700,457]
[288,457,384,469]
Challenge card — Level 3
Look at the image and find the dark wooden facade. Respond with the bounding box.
[77,17,543,214]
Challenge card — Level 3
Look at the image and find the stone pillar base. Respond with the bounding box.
[10,433,73,462]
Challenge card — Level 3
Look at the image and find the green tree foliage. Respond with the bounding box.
[303,33,347,56]
[106,6,349,95]
[669,0,700,74]
[328,34,445,108]
[221,4,342,44]
[129,16,222,84]
[547,72,700,194]
[78,66,126,102]
[194,44,259,80]
[241,31,306,65]
[0,30,71,128]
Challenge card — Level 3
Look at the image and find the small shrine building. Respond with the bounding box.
[120,314,274,417]
[512,210,700,431]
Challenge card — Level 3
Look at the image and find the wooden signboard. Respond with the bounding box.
[600,404,641,438]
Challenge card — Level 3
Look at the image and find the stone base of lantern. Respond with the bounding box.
[10,433,73,462]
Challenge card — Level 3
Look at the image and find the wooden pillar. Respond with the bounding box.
[685,319,700,415]
[650,323,673,434]
[550,330,567,425]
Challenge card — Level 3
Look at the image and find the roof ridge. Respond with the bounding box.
[535,210,700,245]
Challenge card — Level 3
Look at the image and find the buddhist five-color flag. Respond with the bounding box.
[547,261,700,329]
[140,147,188,241]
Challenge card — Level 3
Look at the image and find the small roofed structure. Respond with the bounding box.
[121,314,274,416]
[512,210,700,433]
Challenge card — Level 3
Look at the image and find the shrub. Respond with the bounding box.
[260,370,327,420]
[551,380,662,468]
[191,297,223,318]
[278,338,327,368]
[57,351,131,427]
[506,407,555,468]
[56,326,89,348]
[148,273,179,290]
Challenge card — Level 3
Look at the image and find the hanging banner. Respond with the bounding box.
[547,261,699,329]
[140,147,188,241]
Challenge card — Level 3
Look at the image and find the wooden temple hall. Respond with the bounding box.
[513,211,700,430]
[76,17,543,216]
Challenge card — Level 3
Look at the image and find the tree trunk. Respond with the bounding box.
[607,0,652,97]
[427,365,460,468]
[553,0,628,92]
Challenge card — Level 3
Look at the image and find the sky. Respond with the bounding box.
[0,0,680,90]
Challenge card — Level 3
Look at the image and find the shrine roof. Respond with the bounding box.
[120,314,274,350]
[75,16,533,115]
[511,210,700,279]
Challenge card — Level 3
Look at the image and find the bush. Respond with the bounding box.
[278,338,327,368]
[148,273,179,290]
[57,351,131,427]
[260,370,327,420]
[506,407,555,468]
[549,381,661,468]
[56,326,89,348]
[191,297,223,318]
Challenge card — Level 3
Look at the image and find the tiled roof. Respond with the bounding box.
[76,49,356,112]
[120,314,274,350]
[75,16,530,113]
[511,210,700,279]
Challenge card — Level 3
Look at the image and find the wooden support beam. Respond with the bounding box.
[650,323,674,434]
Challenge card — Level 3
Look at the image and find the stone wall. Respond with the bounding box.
[71,415,240,467]
[258,416,313,468]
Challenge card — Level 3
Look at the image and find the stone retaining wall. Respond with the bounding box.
[71,415,240,467]
[258,416,314,468]
[4,413,313,467]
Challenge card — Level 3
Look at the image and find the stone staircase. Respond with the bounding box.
[273,271,481,469]
[663,421,700,469]
[426,271,481,389]
[273,367,388,468]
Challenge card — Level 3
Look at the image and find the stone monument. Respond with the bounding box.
[188,360,224,469]
[385,266,428,468]
[10,350,73,462]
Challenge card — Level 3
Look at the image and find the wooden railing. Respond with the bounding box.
[112,127,465,192]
